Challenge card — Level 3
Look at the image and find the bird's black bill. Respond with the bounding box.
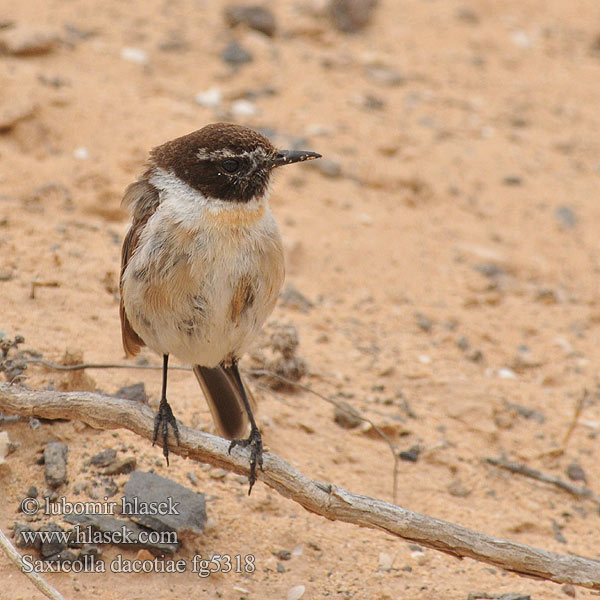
[271,149,321,167]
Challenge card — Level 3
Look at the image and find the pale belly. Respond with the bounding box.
[121,211,284,367]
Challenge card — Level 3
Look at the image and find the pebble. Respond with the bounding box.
[123,470,207,534]
[447,479,471,498]
[287,585,306,600]
[415,312,432,332]
[89,448,117,468]
[399,445,420,462]
[0,98,36,132]
[194,87,223,109]
[73,147,89,160]
[102,456,136,475]
[44,441,68,489]
[114,382,148,403]
[364,64,404,86]
[222,39,253,65]
[497,367,517,379]
[187,472,199,486]
[0,25,59,55]
[273,549,292,560]
[280,283,314,313]
[566,462,587,484]
[0,431,10,464]
[378,552,394,571]
[328,0,378,33]
[231,99,258,117]
[334,402,362,429]
[225,5,277,37]
[120,46,149,65]
[555,205,577,228]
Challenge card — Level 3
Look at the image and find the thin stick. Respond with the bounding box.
[1,383,600,591]
[0,527,67,600]
[486,457,600,506]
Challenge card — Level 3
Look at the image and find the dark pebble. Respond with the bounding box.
[27,485,38,498]
[502,175,523,186]
[273,549,292,560]
[414,312,432,332]
[102,456,136,475]
[280,283,314,313]
[399,445,420,462]
[39,522,67,558]
[555,205,577,228]
[123,471,207,535]
[222,39,253,65]
[225,5,277,37]
[566,462,587,484]
[328,0,378,33]
[89,448,117,468]
[43,441,68,488]
[114,383,148,403]
[333,402,362,429]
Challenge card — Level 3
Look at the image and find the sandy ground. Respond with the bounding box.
[1,0,600,598]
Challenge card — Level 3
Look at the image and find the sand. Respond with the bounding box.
[1,0,600,598]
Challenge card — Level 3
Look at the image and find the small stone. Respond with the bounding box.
[364,64,404,86]
[561,583,576,597]
[210,468,228,480]
[102,456,136,475]
[287,585,306,600]
[269,323,300,358]
[0,431,11,463]
[277,562,285,573]
[44,441,68,489]
[39,522,67,558]
[231,99,258,117]
[378,552,393,571]
[136,549,154,561]
[194,87,222,109]
[0,26,59,55]
[415,312,432,332]
[555,205,577,228]
[187,472,199,486]
[222,39,253,65]
[273,549,292,560]
[280,283,314,313]
[225,5,277,37]
[399,445,420,462]
[13,522,38,549]
[502,175,523,186]
[73,147,89,160]
[328,0,378,33]
[123,471,207,534]
[498,367,517,379]
[447,479,471,498]
[334,402,362,429]
[114,383,147,403]
[27,485,38,498]
[89,449,117,468]
[120,46,149,65]
[566,462,587,484]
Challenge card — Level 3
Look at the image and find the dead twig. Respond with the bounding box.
[1,384,600,590]
[24,360,401,502]
[0,526,67,600]
[486,457,600,506]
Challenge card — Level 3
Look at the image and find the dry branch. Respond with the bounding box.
[1,383,600,591]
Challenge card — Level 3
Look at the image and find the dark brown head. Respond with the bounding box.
[149,123,321,203]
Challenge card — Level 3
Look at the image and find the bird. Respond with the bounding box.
[119,122,321,493]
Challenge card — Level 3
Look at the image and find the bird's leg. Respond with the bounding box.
[228,360,263,494]
[152,353,180,465]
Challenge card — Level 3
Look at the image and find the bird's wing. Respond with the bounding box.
[119,179,160,357]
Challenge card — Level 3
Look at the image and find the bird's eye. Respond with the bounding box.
[221,158,240,173]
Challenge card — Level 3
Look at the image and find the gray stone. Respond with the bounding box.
[123,471,207,535]
[44,441,68,488]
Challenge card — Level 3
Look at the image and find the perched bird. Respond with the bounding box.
[119,122,321,492]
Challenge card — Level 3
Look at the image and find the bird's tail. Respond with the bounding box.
[192,364,255,439]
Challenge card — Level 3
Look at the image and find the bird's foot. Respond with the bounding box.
[229,427,263,495]
[152,398,180,466]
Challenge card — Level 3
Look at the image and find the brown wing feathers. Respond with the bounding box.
[119,179,160,357]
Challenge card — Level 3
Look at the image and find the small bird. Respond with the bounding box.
[119,122,320,493]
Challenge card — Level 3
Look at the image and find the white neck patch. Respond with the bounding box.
[148,168,270,215]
